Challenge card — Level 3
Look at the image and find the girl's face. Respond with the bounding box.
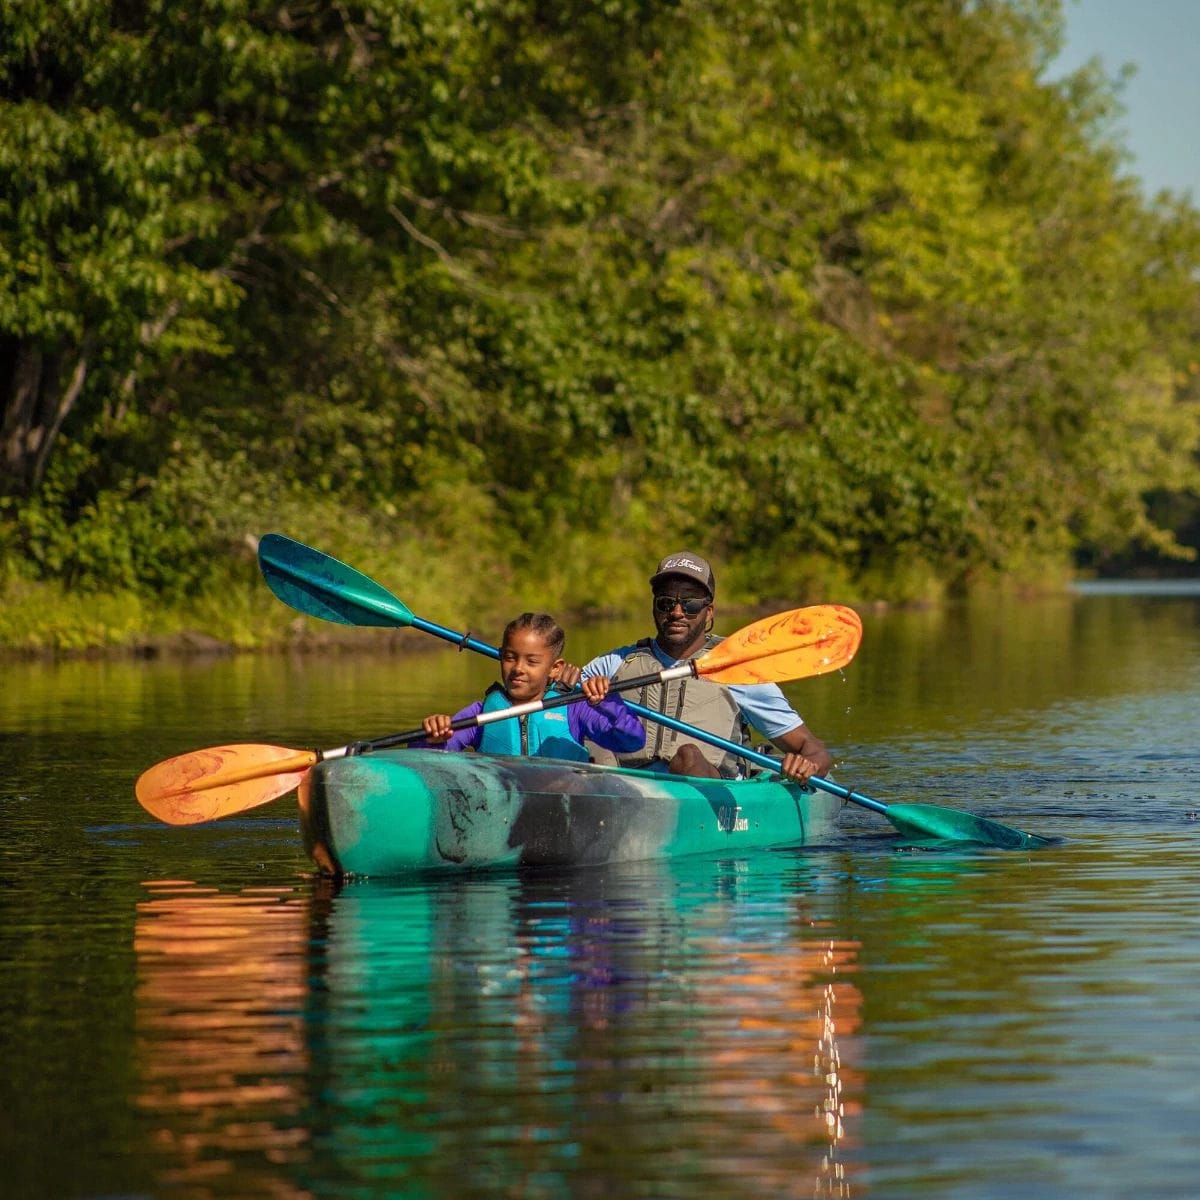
[499,628,564,703]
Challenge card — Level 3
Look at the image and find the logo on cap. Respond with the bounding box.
[651,551,715,596]
[660,555,705,574]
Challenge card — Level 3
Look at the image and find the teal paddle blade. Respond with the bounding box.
[258,534,414,628]
[806,777,1054,849]
[882,802,1055,849]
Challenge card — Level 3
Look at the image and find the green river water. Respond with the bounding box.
[2,585,1198,1198]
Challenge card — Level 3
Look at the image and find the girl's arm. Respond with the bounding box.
[569,690,646,753]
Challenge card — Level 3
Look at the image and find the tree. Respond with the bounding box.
[3,0,1198,614]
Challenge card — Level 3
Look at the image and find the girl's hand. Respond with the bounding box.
[557,662,582,688]
[581,676,610,705]
[422,714,453,743]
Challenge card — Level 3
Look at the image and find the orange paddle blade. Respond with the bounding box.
[136,743,318,826]
[696,604,862,684]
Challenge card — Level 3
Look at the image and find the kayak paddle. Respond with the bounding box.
[592,704,1056,849]
[137,589,862,825]
[254,537,1054,849]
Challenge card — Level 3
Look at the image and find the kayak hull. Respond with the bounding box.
[298,749,843,877]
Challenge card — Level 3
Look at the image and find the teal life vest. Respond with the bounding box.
[476,684,589,762]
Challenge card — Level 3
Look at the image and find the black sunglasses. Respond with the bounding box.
[653,593,711,616]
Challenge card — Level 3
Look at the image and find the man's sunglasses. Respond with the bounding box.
[653,594,712,616]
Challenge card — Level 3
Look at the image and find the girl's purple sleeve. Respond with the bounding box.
[569,693,646,753]
[409,698,485,753]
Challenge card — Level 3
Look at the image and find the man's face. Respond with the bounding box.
[651,579,713,656]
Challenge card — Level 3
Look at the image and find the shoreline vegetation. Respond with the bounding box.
[5,3,1199,642]
[4,541,1193,664]
[0,544,1079,663]
[0,574,780,662]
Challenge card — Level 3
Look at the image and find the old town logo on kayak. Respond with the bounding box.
[717,805,748,832]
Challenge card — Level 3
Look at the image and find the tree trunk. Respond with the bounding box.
[1,337,91,498]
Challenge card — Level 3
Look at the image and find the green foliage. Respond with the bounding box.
[9,426,263,597]
[3,0,1199,650]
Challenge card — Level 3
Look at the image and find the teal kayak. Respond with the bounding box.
[298,749,844,877]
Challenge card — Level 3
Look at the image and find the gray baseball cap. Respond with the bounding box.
[649,551,715,598]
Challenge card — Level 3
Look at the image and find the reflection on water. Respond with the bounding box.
[133,868,863,1197]
[6,588,1200,1198]
[134,881,314,1196]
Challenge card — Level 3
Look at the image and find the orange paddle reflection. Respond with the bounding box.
[134,879,316,1197]
[697,927,862,1196]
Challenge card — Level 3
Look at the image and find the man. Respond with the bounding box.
[572,552,832,782]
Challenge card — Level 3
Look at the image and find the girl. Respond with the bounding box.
[419,612,645,762]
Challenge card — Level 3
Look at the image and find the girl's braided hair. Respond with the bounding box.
[502,612,565,658]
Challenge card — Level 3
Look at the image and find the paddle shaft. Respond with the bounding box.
[337,663,700,756]
[612,703,883,811]
[620,696,1052,846]
[369,614,878,807]
[136,662,699,817]
[343,662,700,753]
[408,614,504,661]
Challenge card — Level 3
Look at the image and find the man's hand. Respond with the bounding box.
[779,752,820,784]
[581,676,611,705]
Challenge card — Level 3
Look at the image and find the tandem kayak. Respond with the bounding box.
[298,748,844,877]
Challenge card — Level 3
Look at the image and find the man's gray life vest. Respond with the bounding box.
[587,636,750,777]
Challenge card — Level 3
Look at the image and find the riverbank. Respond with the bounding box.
[0,573,638,663]
[0,574,454,662]
[1,552,1092,663]
[1,599,846,663]
[0,623,456,663]
[0,531,650,660]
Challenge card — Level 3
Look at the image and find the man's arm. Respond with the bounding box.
[727,681,833,782]
[770,723,832,782]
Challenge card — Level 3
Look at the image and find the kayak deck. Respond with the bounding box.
[298,748,843,877]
